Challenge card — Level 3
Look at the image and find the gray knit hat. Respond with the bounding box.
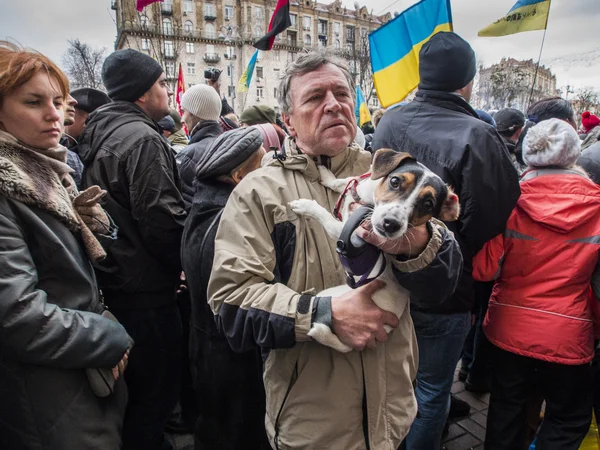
[181,84,222,121]
[523,119,581,168]
[195,127,263,179]
[102,49,163,102]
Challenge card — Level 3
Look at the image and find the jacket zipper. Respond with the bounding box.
[494,301,593,322]
[274,362,299,450]
[361,354,371,450]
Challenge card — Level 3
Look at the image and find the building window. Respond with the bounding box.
[287,52,296,63]
[183,0,193,13]
[186,42,194,53]
[207,44,215,54]
[140,15,149,28]
[304,34,311,46]
[254,6,263,18]
[303,16,311,30]
[318,20,327,35]
[287,30,297,46]
[290,14,297,27]
[166,61,175,77]
[184,20,193,33]
[346,26,355,41]
[335,39,340,49]
[257,87,264,98]
[141,38,150,50]
[205,23,216,38]
[334,22,340,36]
[224,5,233,20]
[164,40,174,57]
[227,66,232,77]
[162,0,173,12]
[274,87,278,98]
[256,66,263,79]
[204,3,216,17]
[163,18,173,35]
[254,25,262,37]
[274,50,280,61]
[187,62,196,75]
[346,42,353,53]
[228,85,235,97]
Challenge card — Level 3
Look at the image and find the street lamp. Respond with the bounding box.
[218,25,241,112]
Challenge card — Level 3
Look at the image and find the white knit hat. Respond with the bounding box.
[523,118,581,168]
[181,84,222,121]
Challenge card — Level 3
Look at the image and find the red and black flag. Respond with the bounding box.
[253,0,292,51]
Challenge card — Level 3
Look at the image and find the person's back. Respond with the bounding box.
[579,140,600,184]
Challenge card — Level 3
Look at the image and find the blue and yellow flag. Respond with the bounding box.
[369,0,453,108]
[355,86,372,127]
[238,50,259,93]
[478,0,550,37]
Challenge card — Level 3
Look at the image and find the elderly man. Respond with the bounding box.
[207,51,463,449]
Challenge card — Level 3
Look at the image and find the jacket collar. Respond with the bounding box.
[415,90,479,119]
[265,137,365,182]
[189,121,222,144]
[521,167,590,182]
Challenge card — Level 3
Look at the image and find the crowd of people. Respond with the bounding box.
[1,29,600,450]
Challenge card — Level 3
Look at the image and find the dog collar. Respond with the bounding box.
[333,172,372,221]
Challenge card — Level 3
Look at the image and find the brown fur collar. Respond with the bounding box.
[0,140,80,231]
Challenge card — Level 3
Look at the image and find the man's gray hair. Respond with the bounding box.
[276,51,356,114]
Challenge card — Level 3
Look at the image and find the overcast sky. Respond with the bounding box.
[1,0,598,95]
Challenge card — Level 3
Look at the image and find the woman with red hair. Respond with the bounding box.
[0,41,132,449]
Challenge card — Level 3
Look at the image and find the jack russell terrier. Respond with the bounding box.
[289,149,460,352]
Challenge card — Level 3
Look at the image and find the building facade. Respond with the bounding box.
[477,58,559,112]
[111,0,389,114]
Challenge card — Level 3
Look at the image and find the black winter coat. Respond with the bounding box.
[175,121,223,210]
[0,140,132,449]
[78,101,187,308]
[374,91,520,314]
[578,141,600,185]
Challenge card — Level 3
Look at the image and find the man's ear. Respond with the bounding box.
[439,188,460,222]
[371,149,415,180]
[282,112,295,137]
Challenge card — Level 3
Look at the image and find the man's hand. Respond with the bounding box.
[356,222,430,257]
[331,280,399,351]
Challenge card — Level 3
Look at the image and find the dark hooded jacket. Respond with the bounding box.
[175,120,223,210]
[181,139,268,449]
[578,140,600,185]
[373,90,521,314]
[77,101,187,308]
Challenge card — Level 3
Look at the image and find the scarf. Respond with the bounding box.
[0,130,107,262]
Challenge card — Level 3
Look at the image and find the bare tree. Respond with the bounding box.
[478,64,528,110]
[573,87,600,122]
[62,39,106,90]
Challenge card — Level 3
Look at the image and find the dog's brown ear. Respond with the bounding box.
[371,149,416,180]
[439,188,460,222]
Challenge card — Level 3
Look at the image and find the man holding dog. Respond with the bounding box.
[207,51,463,449]
[374,32,521,449]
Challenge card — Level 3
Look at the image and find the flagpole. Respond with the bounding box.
[527,0,551,108]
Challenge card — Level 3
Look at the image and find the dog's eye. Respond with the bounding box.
[423,200,434,210]
[389,177,401,189]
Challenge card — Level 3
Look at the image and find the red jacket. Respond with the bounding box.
[473,168,600,365]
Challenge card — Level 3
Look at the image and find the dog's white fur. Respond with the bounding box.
[289,166,411,353]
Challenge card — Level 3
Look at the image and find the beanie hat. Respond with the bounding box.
[219,116,239,132]
[70,88,111,113]
[495,108,526,134]
[181,85,222,121]
[418,32,476,92]
[195,127,263,180]
[169,109,183,127]
[239,105,276,126]
[523,118,581,168]
[581,111,600,133]
[157,115,176,132]
[253,123,281,151]
[102,49,163,102]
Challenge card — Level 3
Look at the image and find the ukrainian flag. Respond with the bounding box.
[237,49,259,93]
[369,0,452,108]
[478,0,550,37]
[355,86,372,127]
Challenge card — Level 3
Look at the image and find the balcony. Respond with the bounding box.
[318,28,327,36]
[224,53,237,60]
[161,3,173,15]
[204,11,217,20]
[203,53,221,63]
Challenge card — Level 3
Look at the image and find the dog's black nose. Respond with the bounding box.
[383,218,400,234]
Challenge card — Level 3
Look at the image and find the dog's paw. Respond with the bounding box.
[318,166,338,188]
[289,199,320,217]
